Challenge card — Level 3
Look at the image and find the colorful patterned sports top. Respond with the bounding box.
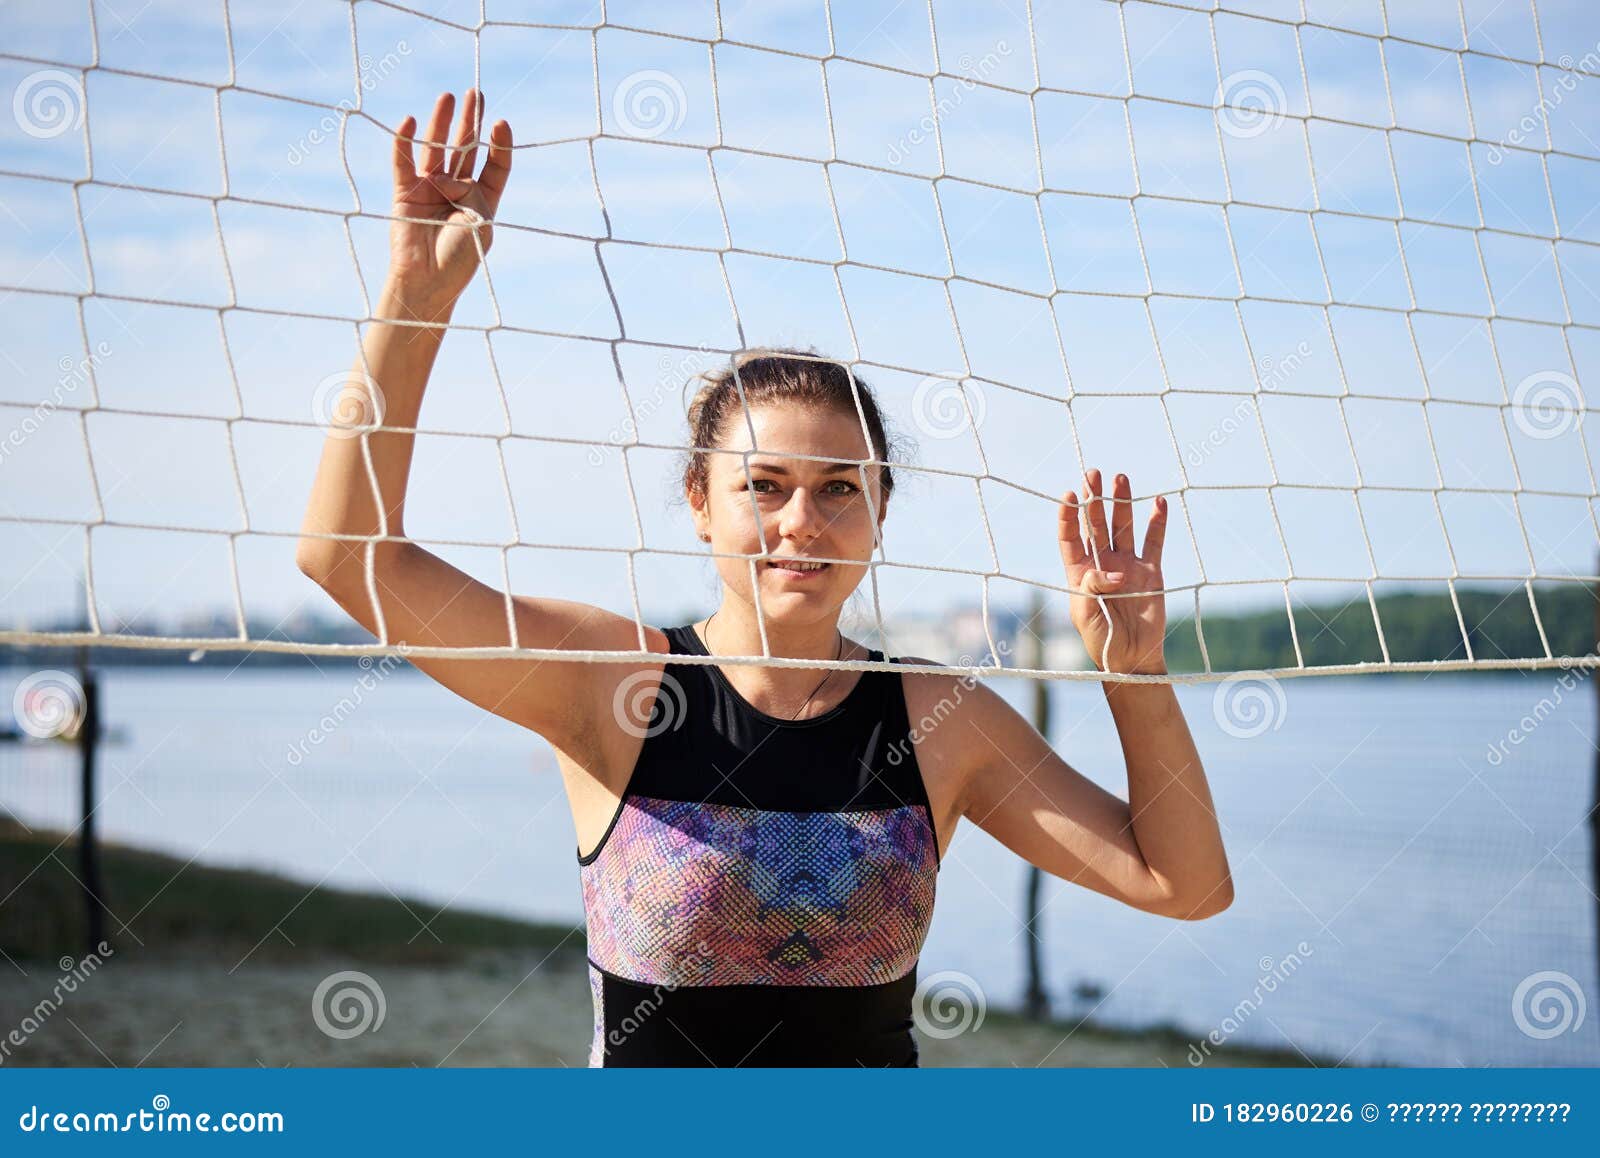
[578,622,941,1067]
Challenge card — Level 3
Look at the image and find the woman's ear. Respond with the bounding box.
[688,484,711,542]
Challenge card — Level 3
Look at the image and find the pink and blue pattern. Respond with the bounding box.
[581,794,937,988]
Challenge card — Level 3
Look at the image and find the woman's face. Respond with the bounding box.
[690,402,887,626]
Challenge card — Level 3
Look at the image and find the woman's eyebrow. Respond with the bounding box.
[746,460,868,474]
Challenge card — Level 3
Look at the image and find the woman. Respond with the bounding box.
[296,90,1233,1067]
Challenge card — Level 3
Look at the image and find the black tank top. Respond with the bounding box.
[577,623,941,1066]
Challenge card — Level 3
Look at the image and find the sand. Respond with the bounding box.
[0,942,1304,1069]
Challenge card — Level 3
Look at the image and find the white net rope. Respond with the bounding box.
[2,0,1598,682]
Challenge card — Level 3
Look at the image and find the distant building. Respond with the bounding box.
[857,607,1089,672]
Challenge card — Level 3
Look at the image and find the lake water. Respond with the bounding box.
[2,662,1596,1067]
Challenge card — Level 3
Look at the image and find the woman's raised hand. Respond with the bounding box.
[387,89,513,315]
[1058,469,1170,675]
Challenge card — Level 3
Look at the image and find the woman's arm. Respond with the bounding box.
[296,89,510,586]
[944,675,1231,920]
[296,90,656,751]
[295,272,453,591]
[924,467,1232,918]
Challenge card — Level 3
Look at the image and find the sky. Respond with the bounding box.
[3,0,1600,661]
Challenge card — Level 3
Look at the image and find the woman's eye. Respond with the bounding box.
[745,478,857,495]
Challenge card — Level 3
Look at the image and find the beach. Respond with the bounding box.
[1,942,1312,1068]
[0,820,1312,1068]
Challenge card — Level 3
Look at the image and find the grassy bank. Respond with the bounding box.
[0,816,577,966]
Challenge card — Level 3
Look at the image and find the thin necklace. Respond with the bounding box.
[703,610,845,721]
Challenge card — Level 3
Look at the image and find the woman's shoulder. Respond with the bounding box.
[576,616,674,659]
[884,653,1018,831]
[890,653,1017,741]
[883,655,1030,764]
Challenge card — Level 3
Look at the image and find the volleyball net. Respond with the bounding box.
[3,0,1600,682]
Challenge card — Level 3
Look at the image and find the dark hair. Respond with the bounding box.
[681,348,899,509]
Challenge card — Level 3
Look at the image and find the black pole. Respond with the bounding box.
[74,564,107,959]
[78,655,105,955]
[1022,589,1050,1020]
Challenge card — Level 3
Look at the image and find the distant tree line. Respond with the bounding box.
[1160,581,1600,674]
[4,585,1595,673]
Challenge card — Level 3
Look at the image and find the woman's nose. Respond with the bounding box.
[778,487,824,539]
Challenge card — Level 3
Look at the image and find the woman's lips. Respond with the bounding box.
[766,559,831,580]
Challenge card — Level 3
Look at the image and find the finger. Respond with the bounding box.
[450,89,483,180]
[425,169,476,204]
[420,91,455,176]
[1083,468,1111,557]
[1141,492,1168,568]
[1058,490,1087,568]
[475,119,514,214]
[1078,568,1127,596]
[392,114,418,189]
[1110,471,1134,554]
